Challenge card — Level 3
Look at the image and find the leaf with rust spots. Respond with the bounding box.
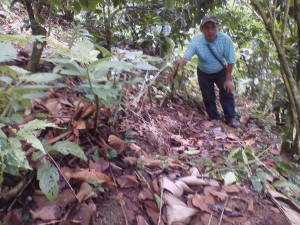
[108,135,127,154]
[117,175,140,188]
[61,167,111,183]
[192,193,211,213]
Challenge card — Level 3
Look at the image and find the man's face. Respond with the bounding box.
[201,22,218,42]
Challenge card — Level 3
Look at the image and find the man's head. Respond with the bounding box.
[200,14,219,42]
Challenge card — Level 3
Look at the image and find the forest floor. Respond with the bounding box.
[1,4,300,225]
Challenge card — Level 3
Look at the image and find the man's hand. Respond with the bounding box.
[224,80,234,93]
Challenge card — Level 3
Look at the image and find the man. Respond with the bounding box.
[175,13,240,128]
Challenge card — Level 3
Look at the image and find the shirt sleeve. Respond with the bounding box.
[183,41,196,61]
[225,37,236,64]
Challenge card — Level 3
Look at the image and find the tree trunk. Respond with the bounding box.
[250,0,300,154]
[24,0,47,72]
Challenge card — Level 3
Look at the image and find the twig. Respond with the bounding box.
[109,166,129,225]
[157,182,163,225]
[47,154,77,200]
[218,196,228,225]
[207,211,214,225]
[48,130,73,144]
[8,174,34,211]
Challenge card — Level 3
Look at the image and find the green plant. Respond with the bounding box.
[0,120,57,182]
[32,140,87,201]
[0,41,63,118]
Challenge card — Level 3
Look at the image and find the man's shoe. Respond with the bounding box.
[226,118,241,128]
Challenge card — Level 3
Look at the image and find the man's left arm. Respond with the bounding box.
[224,63,234,93]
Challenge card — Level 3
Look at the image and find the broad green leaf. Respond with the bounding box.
[250,176,263,193]
[0,76,13,84]
[133,62,159,71]
[0,124,7,138]
[22,92,48,99]
[165,0,175,9]
[94,44,112,57]
[8,85,52,94]
[17,131,45,153]
[21,119,57,132]
[37,163,59,201]
[24,73,62,83]
[0,42,18,62]
[54,141,87,161]
[70,38,99,63]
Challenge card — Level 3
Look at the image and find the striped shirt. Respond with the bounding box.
[183,32,236,74]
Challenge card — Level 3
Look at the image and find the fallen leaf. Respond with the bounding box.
[4,210,24,225]
[136,215,150,225]
[160,176,183,198]
[61,167,111,183]
[89,158,110,171]
[222,185,240,193]
[244,138,255,146]
[210,190,228,201]
[81,104,96,119]
[72,202,96,225]
[179,176,208,186]
[117,175,140,188]
[213,130,227,139]
[227,133,241,141]
[269,148,281,155]
[240,115,250,125]
[31,204,62,221]
[76,182,98,202]
[192,194,211,213]
[203,121,214,129]
[143,200,163,225]
[200,213,219,225]
[44,98,62,115]
[247,198,254,214]
[267,189,300,225]
[108,135,127,154]
[163,192,198,225]
[138,188,154,201]
[73,120,86,130]
[129,143,142,152]
[123,156,138,165]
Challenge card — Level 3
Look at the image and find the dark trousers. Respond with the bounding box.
[197,68,236,121]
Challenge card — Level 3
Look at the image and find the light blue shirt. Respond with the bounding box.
[183,32,236,74]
